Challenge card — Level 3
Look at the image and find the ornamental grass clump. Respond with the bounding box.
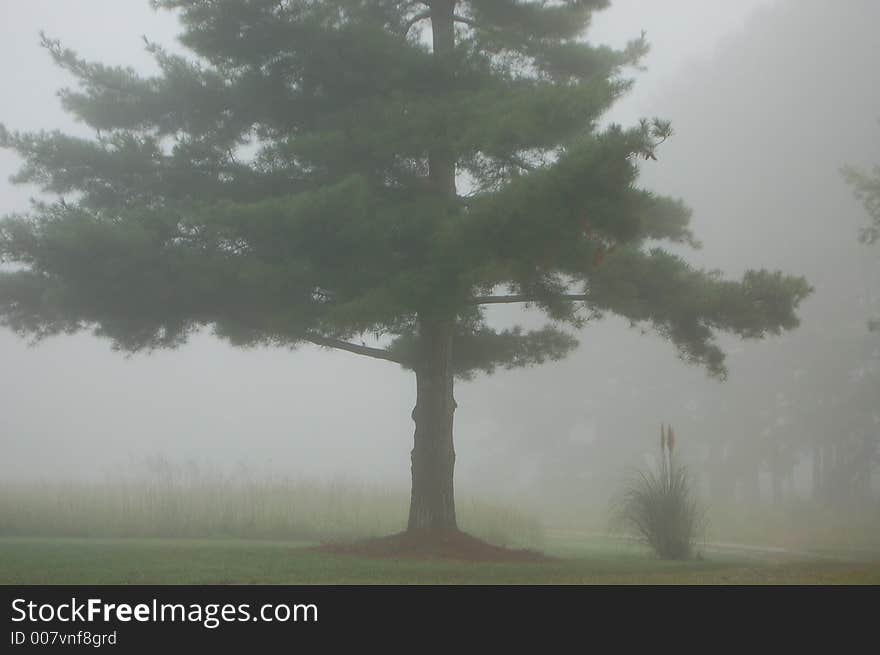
[613,424,705,560]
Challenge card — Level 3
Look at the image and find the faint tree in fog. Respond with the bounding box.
[843,124,880,247]
[843,120,880,332]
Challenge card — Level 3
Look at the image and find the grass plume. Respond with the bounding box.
[612,424,704,560]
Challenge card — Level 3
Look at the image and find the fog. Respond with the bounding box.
[1,0,877,542]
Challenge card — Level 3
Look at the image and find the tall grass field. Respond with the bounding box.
[0,466,544,549]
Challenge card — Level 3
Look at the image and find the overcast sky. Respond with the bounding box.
[0,0,783,485]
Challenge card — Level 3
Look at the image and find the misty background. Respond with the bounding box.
[1,0,877,529]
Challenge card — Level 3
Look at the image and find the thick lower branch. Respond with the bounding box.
[401,10,431,37]
[471,293,589,305]
[302,334,404,364]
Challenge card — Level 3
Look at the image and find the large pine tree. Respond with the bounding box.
[0,0,810,534]
[843,125,880,247]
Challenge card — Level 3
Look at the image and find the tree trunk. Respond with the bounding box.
[405,0,460,534]
[408,317,457,531]
[771,445,783,506]
[427,0,457,197]
[743,456,761,505]
[823,441,834,501]
[707,439,725,505]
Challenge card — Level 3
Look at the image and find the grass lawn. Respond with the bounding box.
[1,533,878,584]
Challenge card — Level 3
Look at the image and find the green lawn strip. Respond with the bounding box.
[1,537,878,584]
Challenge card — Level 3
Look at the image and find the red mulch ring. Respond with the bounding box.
[310,529,551,563]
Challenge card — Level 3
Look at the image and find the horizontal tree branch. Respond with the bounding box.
[302,333,404,364]
[402,10,431,37]
[471,294,589,305]
[453,15,481,29]
[501,154,538,172]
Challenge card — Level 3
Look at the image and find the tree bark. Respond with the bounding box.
[427,0,457,198]
[408,317,457,531]
[405,0,460,534]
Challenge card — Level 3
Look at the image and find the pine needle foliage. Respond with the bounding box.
[0,1,811,378]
